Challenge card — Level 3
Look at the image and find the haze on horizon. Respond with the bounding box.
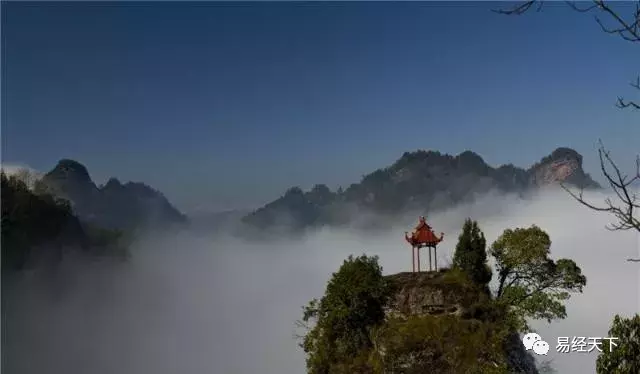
[2,1,638,213]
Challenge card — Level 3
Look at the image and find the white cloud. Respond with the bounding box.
[1,163,43,189]
[2,187,639,373]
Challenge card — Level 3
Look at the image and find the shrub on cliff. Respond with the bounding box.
[370,314,511,373]
[299,254,391,373]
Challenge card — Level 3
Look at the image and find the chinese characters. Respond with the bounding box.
[556,336,618,353]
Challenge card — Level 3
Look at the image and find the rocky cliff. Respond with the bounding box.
[242,147,600,232]
[377,270,539,374]
[385,271,484,317]
[528,147,598,188]
[39,159,187,231]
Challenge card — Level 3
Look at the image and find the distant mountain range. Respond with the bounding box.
[241,147,600,232]
[38,159,187,231]
[24,147,599,234]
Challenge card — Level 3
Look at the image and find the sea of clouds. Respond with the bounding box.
[3,187,639,374]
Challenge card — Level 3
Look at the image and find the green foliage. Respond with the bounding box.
[1,172,128,271]
[490,225,587,331]
[2,172,77,270]
[296,222,586,372]
[452,218,492,291]
[300,255,392,373]
[596,314,640,374]
[297,249,547,373]
[370,314,510,373]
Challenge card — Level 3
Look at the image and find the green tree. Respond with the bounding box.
[498,6,640,369]
[1,172,128,271]
[452,218,492,291]
[371,315,510,373]
[490,225,587,331]
[498,5,640,370]
[596,314,640,374]
[1,172,77,270]
[299,254,391,373]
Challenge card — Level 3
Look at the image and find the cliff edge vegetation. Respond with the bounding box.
[297,221,588,373]
[1,172,128,272]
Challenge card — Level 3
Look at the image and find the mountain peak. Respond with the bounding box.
[457,150,484,160]
[456,150,489,172]
[47,159,93,184]
[529,147,598,188]
[40,159,186,230]
[103,177,122,190]
[538,147,583,165]
[242,147,601,232]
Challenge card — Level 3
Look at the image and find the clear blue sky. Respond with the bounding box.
[2,2,638,212]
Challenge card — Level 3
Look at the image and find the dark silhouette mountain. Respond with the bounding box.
[39,159,187,231]
[242,147,599,231]
[1,172,127,271]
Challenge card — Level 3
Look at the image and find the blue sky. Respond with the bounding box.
[2,2,638,212]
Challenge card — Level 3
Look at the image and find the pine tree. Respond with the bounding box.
[452,218,492,290]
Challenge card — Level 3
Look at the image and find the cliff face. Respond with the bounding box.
[385,271,482,317]
[243,147,600,232]
[528,147,599,188]
[379,270,539,374]
[39,159,187,231]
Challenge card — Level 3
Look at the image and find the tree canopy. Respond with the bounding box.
[297,221,587,373]
[452,218,492,292]
[300,254,391,373]
[490,225,587,331]
[371,314,511,374]
[1,171,127,271]
[2,172,78,270]
[596,314,640,374]
[498,3,639,372]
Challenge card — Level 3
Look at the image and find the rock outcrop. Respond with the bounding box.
[529,147,599,188]
[380,270,539,374]
[385,271,481,317]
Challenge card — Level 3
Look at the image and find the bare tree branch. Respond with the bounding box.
[617,76,640,110]
[496,1,639,109]
[498,0,640,42]
[565,2,600,13]
[498,1,640,240]
[590,0,640,43]
[561,142,640,233]
[492,1,540,15]
[499,0,640,43]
